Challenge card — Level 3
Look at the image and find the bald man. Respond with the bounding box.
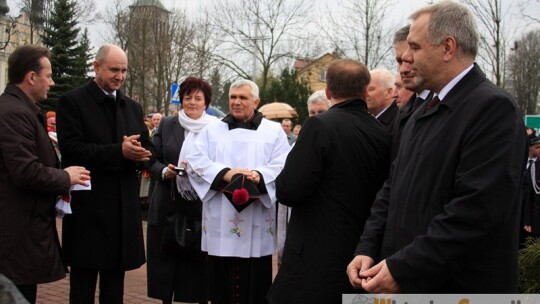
[57,44,154,303]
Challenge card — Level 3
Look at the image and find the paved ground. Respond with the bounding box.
[36,219,278,304]
[36,220,161,304]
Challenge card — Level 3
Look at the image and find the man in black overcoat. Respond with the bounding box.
[390,24,432,160]
[267,59,390,304]
[347,1,527,293]
[366,69,398,134]
[56,44,154,303]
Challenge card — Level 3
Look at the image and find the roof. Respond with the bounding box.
[294,52,340,72]
[131,0,166,10]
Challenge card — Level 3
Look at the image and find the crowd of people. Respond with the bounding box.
[0,1,535,304]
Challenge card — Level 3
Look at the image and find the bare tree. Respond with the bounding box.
[16,0,44,44]
[209,0,312,96]
[508,30,540,115]
[16,0,96,44]
[519,0,540,24]
[462,0,510,87]
[189,14,220,78]
[320,0,395,69]
[124,3,171,113]
[101,0,130,49]
[0,17,16,50]
[104,1,205,115]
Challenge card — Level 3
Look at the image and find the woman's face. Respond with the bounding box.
[183,89,206,119]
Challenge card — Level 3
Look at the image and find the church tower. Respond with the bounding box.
[126,0,171,113]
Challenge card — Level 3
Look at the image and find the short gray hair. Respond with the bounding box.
[307,90,331,109]
[370,69,395,90]
[410,0,479,59]
[229,79,259,100]
[393,25,410,45]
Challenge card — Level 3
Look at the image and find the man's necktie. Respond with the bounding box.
[108,94,125,142]
[529,159,534,170]
[411,96,425,112]
[426,95,440,111]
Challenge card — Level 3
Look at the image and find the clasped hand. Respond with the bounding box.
[223,168,261,184]
[346,256,400,293]
[122,135,152,162]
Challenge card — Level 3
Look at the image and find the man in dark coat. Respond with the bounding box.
[390,24,432,160]
[521,136,540,245]
[56,44,154,303]
[0,45,90,304]
[366,69,398,134]
[347,1,527,293]
[267,59,390,304]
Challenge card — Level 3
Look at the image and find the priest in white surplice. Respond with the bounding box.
[186,79,290,304]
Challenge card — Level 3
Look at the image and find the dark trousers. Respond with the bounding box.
[69,267,125,304]
[207,255,271,304]
[16,284,37,304]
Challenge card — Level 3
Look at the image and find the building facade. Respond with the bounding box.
[293,52,340,92]
[0,0,44,93]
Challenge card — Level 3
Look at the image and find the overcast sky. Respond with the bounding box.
[5,0,540,53]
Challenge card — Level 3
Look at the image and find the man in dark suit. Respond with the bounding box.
[57,44,154,303]
[366,69,398,134]
[390,24,432,160]
[267,59,390,304]
[0,45,90,304]
[347,1,527,293]
[521,136,540,246]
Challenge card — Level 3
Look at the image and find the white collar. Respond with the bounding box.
[437,64,474,102]
[94,80,117,97]
[417,90,430,99]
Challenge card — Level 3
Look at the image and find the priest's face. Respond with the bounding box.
[229,85,260,122]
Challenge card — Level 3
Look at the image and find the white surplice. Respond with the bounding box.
[186,118,290,258]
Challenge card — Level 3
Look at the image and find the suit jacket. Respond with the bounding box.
[57,80,154,270]
[377,101,398,134]
[522,158,540,235]
[0,84,70,285]
[356,64,527,292]
[268,99,390,304]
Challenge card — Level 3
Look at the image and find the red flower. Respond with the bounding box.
[142,170,151,179]
[232,188,249,205]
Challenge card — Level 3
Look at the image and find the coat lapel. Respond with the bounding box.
[170,118,185,149]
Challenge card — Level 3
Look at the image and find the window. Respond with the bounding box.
[319,68,327,82]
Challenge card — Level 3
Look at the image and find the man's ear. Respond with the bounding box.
[386,87,394,98]
[325,86,331,100]
[442,36,458,62]
[254,98,261,108]
[26,71,36,86]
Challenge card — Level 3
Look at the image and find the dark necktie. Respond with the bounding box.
[108,94,125,142]
[529,159,534,170]
[426,95,440,111]
[411,96,425,112]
